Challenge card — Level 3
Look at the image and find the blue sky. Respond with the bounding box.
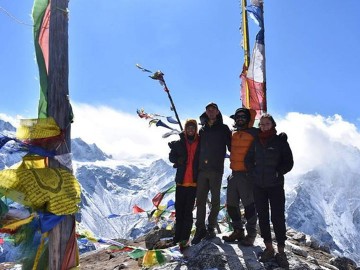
[1,0,359,123]
[1,1,360,161]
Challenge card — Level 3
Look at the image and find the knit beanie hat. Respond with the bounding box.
[185,119,197,130]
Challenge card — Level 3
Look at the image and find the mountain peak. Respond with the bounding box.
[0,119,16,133]
[71,137,111,162]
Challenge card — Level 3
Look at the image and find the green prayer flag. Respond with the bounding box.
[155,250,166,265]
[32,0,49,118]
[128,248,146,259]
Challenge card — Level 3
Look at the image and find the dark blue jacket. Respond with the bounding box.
[198,112,231,174]
[245,133,293,188]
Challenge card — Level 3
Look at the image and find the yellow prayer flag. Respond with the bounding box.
[16,117,61,140]
[0,167,81,215]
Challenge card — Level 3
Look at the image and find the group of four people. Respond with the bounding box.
[168,102,294,268]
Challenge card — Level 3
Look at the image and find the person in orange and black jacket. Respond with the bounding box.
[168,119,200,250]
[245,113,293,269]
[222,108,259,246]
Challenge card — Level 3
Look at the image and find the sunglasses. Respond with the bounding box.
[235,114,248,119]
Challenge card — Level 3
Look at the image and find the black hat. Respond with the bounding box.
[205,102,218,110]
[230,107,250,121]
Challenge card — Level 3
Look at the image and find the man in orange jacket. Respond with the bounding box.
[222,108,258,246]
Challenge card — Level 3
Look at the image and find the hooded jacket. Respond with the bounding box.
[198,111,231,174]
[230,108,259,171]
[245,131,294,188]
[168,119,200,185]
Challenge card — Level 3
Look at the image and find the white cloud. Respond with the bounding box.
[276,112,360,176]
[71,103,175,160]
[2,108,360,176]
[0,113,22,127]
[71,107,360,176]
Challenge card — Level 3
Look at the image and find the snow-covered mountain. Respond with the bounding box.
[74,153,176,239]
[1,118,359,264]
[0,121,16,133]
[0,121,23,169]
[285,144,360,263]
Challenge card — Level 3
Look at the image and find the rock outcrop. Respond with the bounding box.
[79,228,359,270]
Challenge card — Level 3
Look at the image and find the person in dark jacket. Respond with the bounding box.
[245,113,293,269]
[191,102,231,245]
[168,119,200,251]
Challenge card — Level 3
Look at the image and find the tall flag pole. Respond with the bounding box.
[33,0,78,268]
[240,0,250,108]
[240,0,267,117]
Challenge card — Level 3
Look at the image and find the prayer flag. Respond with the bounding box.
[166,116,178,124]
[241,0,267,118]
[152,192,164,208]
[142,250,166,267]
[128,248,146,259]
[133,205,145,213]
[32,0,50,118]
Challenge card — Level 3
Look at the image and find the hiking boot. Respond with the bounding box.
[191,228,207,245]
[205,227,216,239]
[240,235,256,246]
[179,240,190,253]
[172,237,179,246]
[222,229,245,242]
[259,248,275,262]
[275,252,289,269]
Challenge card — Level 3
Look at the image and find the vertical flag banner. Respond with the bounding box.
[32,0,50,118]
[241,0,267,118]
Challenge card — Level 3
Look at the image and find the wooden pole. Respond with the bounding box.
[241,0,251,108]
[46,0,76,269]
[241,0,250,68]
[157,73,183,131]
[261,2,267,114]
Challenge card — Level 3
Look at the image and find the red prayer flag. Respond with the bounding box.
[240,1,267,118]
[152,192,164,208]
[133,205,145,213]
[38,4,50,73]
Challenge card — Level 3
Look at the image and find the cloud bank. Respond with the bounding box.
[71,105,360,176]
[71,103,174,161]
[2,106,360,176]
[276,112,360,176]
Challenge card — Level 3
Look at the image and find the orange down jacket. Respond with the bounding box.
[230,109,258,171]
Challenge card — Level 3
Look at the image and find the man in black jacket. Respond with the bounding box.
[191,102,231,245]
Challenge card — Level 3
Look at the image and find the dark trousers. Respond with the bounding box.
[253,184,287,246]
[174,186,196,242]
[226,171,257,236]
[195,170,223,229]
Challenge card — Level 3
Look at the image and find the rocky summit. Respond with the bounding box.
[79,228,359,270]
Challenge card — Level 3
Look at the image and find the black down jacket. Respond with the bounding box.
[245,133,293,188]
[168,133,200,184]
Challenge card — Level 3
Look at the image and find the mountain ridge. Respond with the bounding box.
[0,118,359,265]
